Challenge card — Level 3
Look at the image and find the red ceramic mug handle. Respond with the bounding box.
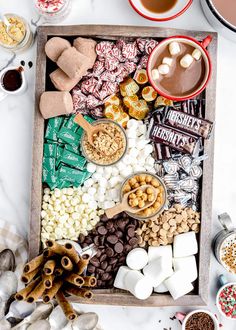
[201,35,212,49]
[176,312,186,322]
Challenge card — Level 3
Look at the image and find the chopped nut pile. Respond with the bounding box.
[128,187,155,209]
[0,16,25,46]
[136,204,200,247]
[122,173,165,218]
[82,122,126,165]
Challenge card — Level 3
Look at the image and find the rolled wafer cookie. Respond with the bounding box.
[44,260,56,275]
[15,276,41,301]
[64,284,93,299]
[65,273,85,287]
[64,243,80,264]
[61,256,73,271]
[83,276,97,287]
[26,280,46,303]
[54,267,64,277]
[43,248,55,258]
[46,240,69,255]
[42,273,55,289]
[23,254,44,273]
[21,267,40,284]
[55,290,77,321]
[42,279,63,303]
[77,254,90,275]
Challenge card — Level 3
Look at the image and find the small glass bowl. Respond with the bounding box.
[0,14,33,53]
[34,0,72,23]
[120,172,167,221]
[81,119,128,167]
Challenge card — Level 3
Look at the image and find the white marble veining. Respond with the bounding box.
[0,0,236,329]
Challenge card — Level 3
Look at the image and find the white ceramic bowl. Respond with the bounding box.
[177,309,219,329]
[0,66,27,96]
[129,0,192,21]
[216,282,236,320]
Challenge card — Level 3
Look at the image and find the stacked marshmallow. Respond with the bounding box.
[82,119,156,209]
[114,232,198,300]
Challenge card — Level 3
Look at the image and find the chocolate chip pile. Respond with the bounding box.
[79,213,139,288]
[185,312,215,330]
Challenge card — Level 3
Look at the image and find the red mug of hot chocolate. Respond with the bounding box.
[147,35,212,101]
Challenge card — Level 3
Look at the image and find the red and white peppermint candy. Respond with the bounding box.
[104,56,119,71]
[86,95,102,109]
[145,39,158,54]
[116,39,126,50]
[100,70,117,82]
[122,42,138,60]
[90,106,104,118]
[93,61,105,77]
[72,89,87,111]
[80,77,100,94]
[136,38,148,52]
[99,81,118,100]
[96,41,113,57]
[108,45,122,60]
[123,61,137,74]
[137,55,148,70]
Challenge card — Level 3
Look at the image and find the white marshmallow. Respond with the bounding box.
[162,57,173,66]
[151,69,160,80]
[137,124,147,136]
[143,257,173,287]
[126,248,148,270]
[97,177,108,187]
[136,139,149,150]
[92,172,102,181]
[173,256,198,282]
[143,144,153,156]
[158,64,169,75]
[173,232,198,258]
[169,41,181,56]
[82,193,90,203]
[103,200,115,209]
[114,266,131,290]
[154,282,169,293]
[192,48,202,61]
[116,161,126,171]
[96,167,104,174]
[129,148,139,158]
[148,246,173,271]
[83,178,94,188]
[87,187,96,196]
[128,138,137,148]
[124,270,153,300]
[180,54,194,68]
[123,154,133,165]
[127,119,139,129]
[111,168,119,176]
[164,270,193,300]
[87,163,96,173]
[126,129,137,139]
[108,177,120,188]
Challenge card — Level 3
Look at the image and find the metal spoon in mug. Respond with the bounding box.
[105,185,157,219]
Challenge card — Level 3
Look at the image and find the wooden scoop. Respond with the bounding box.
[105,185,157,219]
[74,114,115,155]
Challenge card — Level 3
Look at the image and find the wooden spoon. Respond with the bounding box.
[105,185,157,219]
[74,114,115,155]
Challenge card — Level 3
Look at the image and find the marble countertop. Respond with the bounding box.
[0,0,236,329]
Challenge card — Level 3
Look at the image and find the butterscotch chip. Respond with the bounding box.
[139,241,146,248]
[152,240,160,247]
[148,239,153,245]
[144,235,149,242]
[150,232,157,238]
[163,222,170,230]
[191,224,198,231]
[142,223,147,231]
[169,227,176,233]
[159,229,167,237]
[175,215,183,223]
[152,225,159,233]
[177,227,184,233]
[169,219,176,226]
[168,208,176,212]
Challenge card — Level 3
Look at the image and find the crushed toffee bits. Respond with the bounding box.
[220,234,236,274]
[0,16,25,46]
[136,204,200,247]
[82,121,127,166]
[185,312,215,330]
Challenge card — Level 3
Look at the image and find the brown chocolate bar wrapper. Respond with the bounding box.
[42,278,63,303]
[15,276,41,301]
[77,254,90,275]
[61,256,73,271]
[64,243,80,264]
[44,259,56,275]
[65,283,93,299]
[66,273,85,287]
[42,273,55,289]
[149,122,199,155]
[55,290,77,321]
[83,276,97,287]
[26,280,46,303]
[21,267,40,284]
[23,254,44,273]
[163,107,213,139]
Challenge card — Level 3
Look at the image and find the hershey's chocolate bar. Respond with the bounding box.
[163,108,213,139]
[149,123,199,155]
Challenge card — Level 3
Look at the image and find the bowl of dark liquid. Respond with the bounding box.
[0,66,26,96]
[129,0,192,21]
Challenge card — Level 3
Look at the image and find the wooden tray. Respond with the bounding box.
[30,25,217,307]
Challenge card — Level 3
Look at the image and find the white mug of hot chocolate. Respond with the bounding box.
[176,309,219,329]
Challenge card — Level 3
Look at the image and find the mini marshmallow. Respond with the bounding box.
[154,282,169,293]
[143,257,173,287]
[148,246,173,270]
[127,119,139,129]
[180,54,194,68]
[173,256,198,282]
[192,48,202,61]
[173,232,198,258]
[86,163,96,173]
[114,266,131,290]
[162,57,173,66]
[151,69,160,80]
[126,248,149,270]
[164,270,193,300]
[158,64,170,75]
[169,41,181,56]
[124,270,153,300]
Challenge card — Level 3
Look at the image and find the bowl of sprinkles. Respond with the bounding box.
[217,282,236,319]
